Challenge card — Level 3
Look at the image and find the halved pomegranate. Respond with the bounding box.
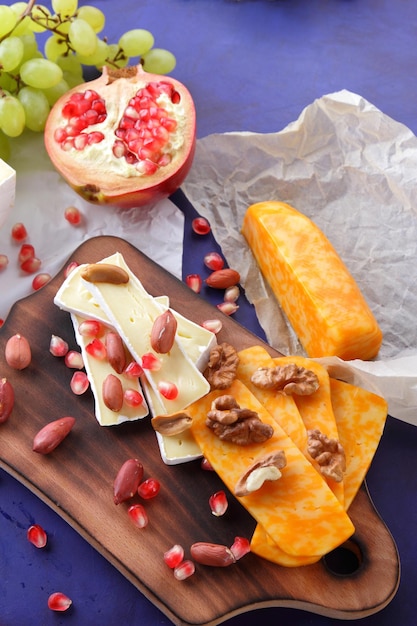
[44,65,196,208]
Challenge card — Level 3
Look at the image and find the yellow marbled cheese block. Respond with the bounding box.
[188,379,354,557]
[241,201,382,360]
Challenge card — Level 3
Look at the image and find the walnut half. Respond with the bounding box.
[234,451,287,497]
[204,342,239,390]
[307,429,346,483]
[251,363,319,396]
[206,395,273,445]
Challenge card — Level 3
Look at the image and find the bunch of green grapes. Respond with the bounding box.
[0,0,176,159]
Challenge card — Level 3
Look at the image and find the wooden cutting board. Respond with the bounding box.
[0,236,400,625]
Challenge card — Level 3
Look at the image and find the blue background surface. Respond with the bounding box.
[2,0,417,624]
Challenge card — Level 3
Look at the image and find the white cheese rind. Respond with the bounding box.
[0,159,16,228]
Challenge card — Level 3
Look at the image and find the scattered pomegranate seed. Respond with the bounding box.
[185,273,202,293]
[174,559,195,581]
[201,319,223,334]
[27,523,48,548]
[49,334,69,357]
[230,536,251,561]
[164,544,184,569]
[65,350,84,369]
[201,457,215,471]
[216,301,239,316]
[64,206,82,226]
[64,261,78,278]
[20,256,41,274]
[47,591,72,612]
[192,217,211,235]
[203,251,224,271]
[85,338,107,359]
[209,490,228,516]
[11,222,28,243]
[138,477,160,499]
[0,319,4,328]
[0,253,8,270]
[157,380,179,400]
[78,319,104,337]
[124,388,144,407]
[32,272,51,290]
[70,371,89,395]
[224,285,240,303]
[18,243,35,265]
[124,361,144,378]
[141,352,161,371]
[127,503,149,528]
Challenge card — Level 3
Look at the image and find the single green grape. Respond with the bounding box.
[9,3,32,36]
[76,38,108,67]
[42,77,70,105]
[68,18,98,57]
[118,29,154,58]
[0,73,18,93]
[142,48,176,75]
[0,36,24,72]
[0,94,26,138]
[44,34,69,61]
[20,57,63,89]
[0,5,17,38]
[17,86,50,132]
[77,5,105,34]
[18,32,39,64]
[56,53,83,77]
[62,70,84,88]
[51,0,78,18]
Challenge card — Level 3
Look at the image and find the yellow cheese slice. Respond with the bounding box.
[188,378,354,557]
[241,201,382,360]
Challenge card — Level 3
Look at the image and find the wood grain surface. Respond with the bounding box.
[0,236,400,625]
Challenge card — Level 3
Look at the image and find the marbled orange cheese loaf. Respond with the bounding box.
[241,201,383,360]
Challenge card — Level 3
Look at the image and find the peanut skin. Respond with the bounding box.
[205,269,240,289]
[106,332,126,374]
[190,542,236,567]
[0,377,14,423]
[5,333,31,370]
[150,310,177,354]
[113,458,144,505]
[102,373,123,412]
[32,416,76,454]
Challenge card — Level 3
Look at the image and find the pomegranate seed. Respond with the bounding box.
[78,319,104,337]
[64,206,82,226]
[65,350,84,369]
[164,544,184,569]
[174,560,195,581]
[49,335,69,357]
[47,591,72,612]
[32,273,51,290]
[73,133,89,150]
[127,504,148,528]
[87,131,105,144]
[64,261,78,277]
[11,222,28,243]
[216,301,239,316]
[124,388,144,407]
[20,256,41,274]
[124,361,144,378]
[209,490,228,516]
[18,243,35,265]
[138,477,160,499]
[85,338,107,359]
[0,319,4,328]
[230,536,251,561]
[185,273,202,293]
[201,319,223,334]
[192,217,211,235]
[0,253,8,270]
[201,457,215,471]
[27,523,48,548]
[141,353,161,371]
[204,251,224,271]
[224,285,240,303]
[70,371,89,395]
[157,380,179,400]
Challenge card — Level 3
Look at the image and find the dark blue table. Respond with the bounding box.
[2,1,417,624]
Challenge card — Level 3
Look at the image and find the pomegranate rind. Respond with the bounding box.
[44,65,196,209]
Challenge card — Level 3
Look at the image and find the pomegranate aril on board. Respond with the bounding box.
[164,544,184,569]
[127,504,149,529]
[209,490,228,516]
[49,335,69,357]
[138,477,161,499]
[185,273,202,293]
[173,560,195,581]
[32,273,51,290]
[70,371,89,395]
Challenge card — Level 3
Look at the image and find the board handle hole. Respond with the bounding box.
[323,539,363,576]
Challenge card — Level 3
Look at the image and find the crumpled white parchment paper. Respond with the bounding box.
[182,90,417,425]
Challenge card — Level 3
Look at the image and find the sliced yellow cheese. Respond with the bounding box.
[241,201,382,360]
[250,524,321,567]
[188,378,354,557]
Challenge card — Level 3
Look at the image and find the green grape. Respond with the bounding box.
[44,33,69,61]
[68,18,98,56]
[118,29,154,58]
[141,48,176,75]
[42,77,70,105]
[77,5,105,34]
[28,4,51,33]
[20,57,63,89]
[0,131,11,162]
[17,86,50,132]
[51,0,78,18]
[62,70,84,88]
[19,32,39,64]
[0,94,26,137]
[0,5,17,38]
[0,36,24,71]
[9,3,32,36]
[0,73,18,93]
[56,54,83,77]
[76,38,108,67]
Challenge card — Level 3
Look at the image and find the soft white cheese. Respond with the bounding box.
[0,158,16,228]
